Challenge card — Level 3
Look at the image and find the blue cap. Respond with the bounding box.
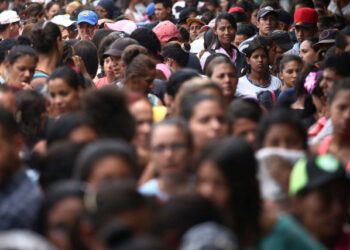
[77,10,98,25]
[146,3,155,16]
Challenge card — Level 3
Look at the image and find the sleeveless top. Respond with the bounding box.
[318,135,350,172]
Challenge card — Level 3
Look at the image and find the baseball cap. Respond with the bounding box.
[289,154,348,196]
[186,15,206,26]
[146,2,155,17]
[257,6,277,20]
[313,29,338,48]
[153,21,181,46]
[0,10,20,25]
[293,7,318,28]
[105,20,137,35]
[51,15,76,28]
[268,30,293,50]
[228,7,245,14]
[77,10,98,26]
[103,37,139,58]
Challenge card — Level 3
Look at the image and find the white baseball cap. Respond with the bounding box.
[51,15,76,28]
[0,10,20,25]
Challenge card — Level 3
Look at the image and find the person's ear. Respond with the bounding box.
[256,19,260,29]
[245,56,250,64]
[279,72,284,81]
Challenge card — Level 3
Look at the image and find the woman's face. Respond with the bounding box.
[189,100,227,150]
[279,60,301,89]
[214,19,236,47]
[103,56,115,78]
[330,90,350,138]
[6,55,36,88]
[48,78,80,115]
[130,99,153,149]
[220,0,229,11]
[300,40,317,65]
[9,22,20,38]
[196,160,230,210]
[111,56,123,79]
[210,63,238,98]
[248,48,269,73]
[47,4,60,20]
[132,68,156,95]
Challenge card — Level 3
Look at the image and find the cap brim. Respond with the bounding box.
[313,39,336,48]
[77,19,97,25]
[103,48,122,58]
[258,11,277,20]
[278,41,294,51]
[292,22,316,28]
[186,18,206,26]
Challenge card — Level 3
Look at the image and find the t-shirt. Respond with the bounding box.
[248,215,327,250]
[138,178,169,201]
[236,74,282,99]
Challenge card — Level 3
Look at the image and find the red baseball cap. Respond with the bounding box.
[228,7,245,14]
[293,7,318,28]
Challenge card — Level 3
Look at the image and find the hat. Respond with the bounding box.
[293,7,318,28]
[51,15,76,28]
[77,10,98,25]
[228,6,245,14]
[186,15,206,26]
[268,30,293,50]
[97,0,114,19]
[178,6,197,24]
[313,29,338,48]
[105,20,137,35]
[257,6,277,20]
[0,10,20,25]
[289,154,348,196]
[199,18,215,33]
[276,9,292,25]
[103,37,139,58]
[153,21,181,46]
[146,2,155,17]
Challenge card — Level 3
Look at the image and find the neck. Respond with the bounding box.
[107,74,115,83]
[36,51,59,74]
[292,95,306,109]
[249,71,269,85]
[332,133,350,147]
[158,173,189,194]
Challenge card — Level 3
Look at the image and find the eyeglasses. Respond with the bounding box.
[151,143,186,153]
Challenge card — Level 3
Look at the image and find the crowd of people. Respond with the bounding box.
[0,0,350,249]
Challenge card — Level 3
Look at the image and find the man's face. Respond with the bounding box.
[295,25,317,43]
[155,3,171,21]
[257,13,277,36]
[77,22,97,40]
[320,68,341,98]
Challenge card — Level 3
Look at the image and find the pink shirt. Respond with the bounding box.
[200,47,237,70]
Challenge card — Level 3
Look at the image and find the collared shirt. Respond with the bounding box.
[0,168,42,230]
[200,46,237,70]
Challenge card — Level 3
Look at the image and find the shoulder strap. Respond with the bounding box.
[318,135,333,155]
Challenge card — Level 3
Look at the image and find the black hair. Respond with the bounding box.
[97,35,117,66]
[279,54,303,73]
[302,36,319,52]
[237,1,254,13]
[227,98,262,124]
[30,21,61,54]
[162,43,189,68]
[244,37,268,58]
[15,90,46,144]
[324,52,350,78]
[81,86,135,141]
[6,45,38,65]
[260,0,280,9]
[20,2,45,23]
[73,40,99,78]
[336,33,348,50]
[130,28,161,58]
[340,26,350,36]
[328,78,350,104]
[45,1,60,12]
[0,105,19,141]
[154,0,172,9]
[0,24,9,33]
[257,109,308,149]
[205,54,236,77]
[230,11,248,23]
[236,23,256,38]
[91,29,114,51]
[74,139,138,182]
[197,137,261,246]
[166,68,200,97]
[293,0,314,8]
[47,66,85,90]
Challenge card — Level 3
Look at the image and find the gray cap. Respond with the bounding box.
[257,6,277,20]
[268,30,293,51]
[103,37,139,58]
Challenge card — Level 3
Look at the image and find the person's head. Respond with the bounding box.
[162,43,189,72]
[30,21,63,59]
[337,26,350,52]
[205,55,238,99]
[290,155,349,248]
[165,69,200,116]
[47,66,84,116]
[130,28,161,59]
[227,98,262,147]
[81,86,136,141]
[244,38,269,75]
[150,118,191,177]
[45,1,60,20]
[320,52,350,98]
[92,28,113,54]
[128,92,153,150]
[276,8,292,31]
[153,21,182,47]
[278,54,303,89]
[20,2,45,23]
[0,85,15,114]
[103,38,139,80]
[234,23,255,47]
[196,137,261,244]
[77,10,98,40]
[299,36,318,65]
[181,94,227,152]
[213,12,237,48]
[328,78,350,138]
[257,109,307,150]
[154,0,172,21]
[293,0,314,10]
[0,106,22,185]
[293,7,318,43]
[73,40,98,78]
[123,49,156,95]
[0,10,20,39]
[256,6,278,36]
[186,16,206,42]
[5,45,38,88]
[97,0,114,19]
[267,30,293,58]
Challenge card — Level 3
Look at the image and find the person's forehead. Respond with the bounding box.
[259,12,277,21]
[151,125,185,142]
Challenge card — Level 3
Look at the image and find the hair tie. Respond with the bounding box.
[304,72,317,94]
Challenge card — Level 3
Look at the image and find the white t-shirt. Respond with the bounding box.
[236,74,282,98]
[125,8,144,22]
